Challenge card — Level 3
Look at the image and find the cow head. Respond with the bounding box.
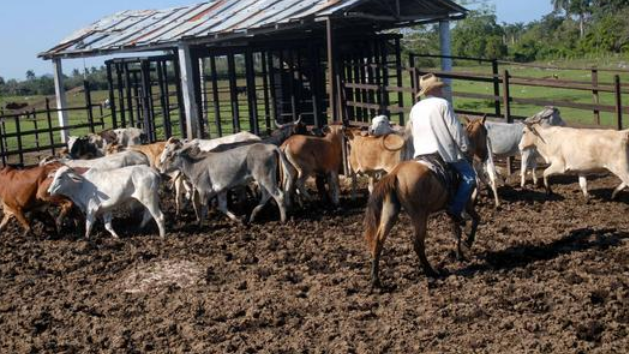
[525,106,566,127]
[48,166,83,196]
[271,115,305,143]
[69,134,105,159]
[369,115,394,136]
[519,123,544,151]
[160,143,199,175]
[159,137,183,167]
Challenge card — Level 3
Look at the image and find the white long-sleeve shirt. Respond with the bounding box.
[409,96,469,163]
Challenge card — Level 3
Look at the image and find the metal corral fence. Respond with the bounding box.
[0,81,107,167]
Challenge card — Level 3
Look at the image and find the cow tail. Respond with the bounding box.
[275,147,293,194]
[364,172,401,254]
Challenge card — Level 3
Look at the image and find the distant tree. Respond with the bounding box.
[26,70,36,81]
[552,0,592,38]
[71,68,81,78]
[0,76,5,86]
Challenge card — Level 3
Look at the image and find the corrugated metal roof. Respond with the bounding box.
[40,0,466,59]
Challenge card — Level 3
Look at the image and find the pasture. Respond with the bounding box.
[1,176,628,352]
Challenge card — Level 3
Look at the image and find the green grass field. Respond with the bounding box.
[2,58,629,165]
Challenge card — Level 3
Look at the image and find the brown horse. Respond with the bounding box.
[364,115,488,288]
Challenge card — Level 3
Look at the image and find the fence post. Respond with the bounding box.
[84,80,95,133]
[0,121,5,167]
[591,68,600,126]
[615,75,623,130]
[106,62,118,129]
[45,98,55,156]
[14,116,24,166]
[32,109,40,149]
[492,59,501,117]
[502,69,513,177]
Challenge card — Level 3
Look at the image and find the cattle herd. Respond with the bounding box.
[1,107,629,284]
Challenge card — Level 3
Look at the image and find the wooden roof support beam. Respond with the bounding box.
[178,42,202,139]
[52,58,70,143]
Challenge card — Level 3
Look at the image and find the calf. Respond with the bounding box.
[48,166,166,238]
[519,122,629,199]
[281,124,345,205]
[0,163,73,234]
[160,142,290,224]
[345,129,405,196]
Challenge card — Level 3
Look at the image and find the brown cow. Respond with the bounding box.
[0,163,74,234]
[345,129,406,197]
[281,124,345,206]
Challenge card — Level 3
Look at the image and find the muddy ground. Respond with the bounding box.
[1,174,629,353]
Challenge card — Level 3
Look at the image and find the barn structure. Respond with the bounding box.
[39,0,467,142]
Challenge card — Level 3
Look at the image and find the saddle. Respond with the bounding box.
[414,153,460,201]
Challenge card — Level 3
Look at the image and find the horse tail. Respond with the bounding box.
[364,170,401,256]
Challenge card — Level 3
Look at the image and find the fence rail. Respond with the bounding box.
[342,52,628,130]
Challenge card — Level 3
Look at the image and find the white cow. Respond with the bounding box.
[41,150,150,170]
[48,165,166,238]
[159,132,261,166]
[519,123,629,199]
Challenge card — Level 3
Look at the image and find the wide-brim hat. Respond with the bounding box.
[417,73,447,97]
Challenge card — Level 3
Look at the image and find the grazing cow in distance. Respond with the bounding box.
[369,115,395,136]
[160,141,291,224]
[0,163,74,235]
[48,166,166,238]
[281,124,345,206]
[519,121,629,199]
[5,102,28,110]
[345,128,406,197]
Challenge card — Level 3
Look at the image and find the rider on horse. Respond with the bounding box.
[410,73,476,222]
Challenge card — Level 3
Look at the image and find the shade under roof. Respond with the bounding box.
[40,0,466,60]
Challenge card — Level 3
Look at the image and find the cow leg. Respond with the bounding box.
[295,173,314,203]
[173,173,183,216]
[0,212,13,232]
[351,172,357,201]
[542,163,563,196]
[84,213,96,239]
[12,208,32,235]
[136,191,166,238]
[578,175,590,199]
[328,171,341,206]
[217,192,242,223]
[249,188,272,224]
[368,176,375,194]
[520,151,528,188]
[103,213,120,239]
[612,182,627,200]
[483,160,500,207]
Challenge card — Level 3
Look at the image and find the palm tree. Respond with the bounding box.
[550,0,590,38]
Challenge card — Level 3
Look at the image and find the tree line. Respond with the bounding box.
[403,0,629,63]
[0,67,110,98]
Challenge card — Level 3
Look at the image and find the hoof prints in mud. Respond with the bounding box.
[1,175,629,352]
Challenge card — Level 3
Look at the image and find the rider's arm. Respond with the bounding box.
[443,101,470,154]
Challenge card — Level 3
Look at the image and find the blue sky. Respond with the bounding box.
[0,0,553,81]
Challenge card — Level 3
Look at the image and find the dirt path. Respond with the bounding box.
[1,175,629,353]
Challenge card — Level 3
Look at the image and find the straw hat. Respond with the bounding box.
[417,73,447,97]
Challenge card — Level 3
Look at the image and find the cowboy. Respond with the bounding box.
[410,73,476,222]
